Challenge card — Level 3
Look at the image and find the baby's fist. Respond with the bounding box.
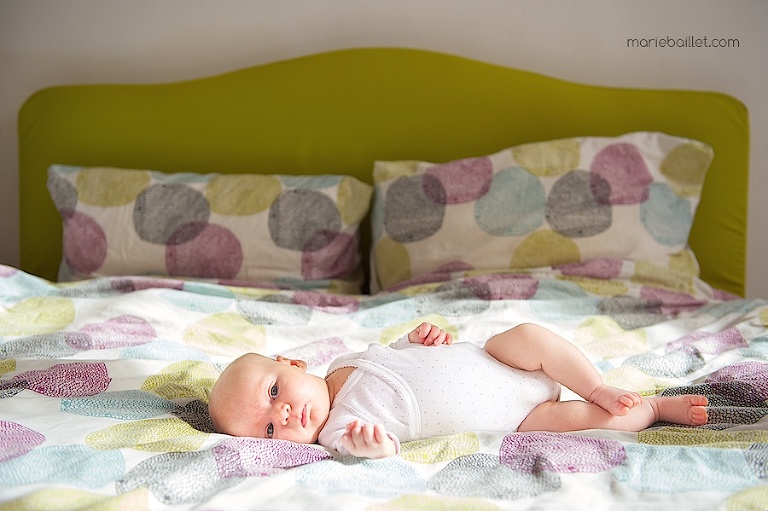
[409,322,453,346]
[340,420,397,459]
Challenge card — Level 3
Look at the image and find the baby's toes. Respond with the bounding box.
[618,392,643,410]
[690,406,708,425]
[689,395,709,407]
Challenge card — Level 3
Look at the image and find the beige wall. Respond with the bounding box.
[1,0,766,297]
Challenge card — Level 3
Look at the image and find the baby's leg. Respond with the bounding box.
[588,384,643,416]
[649,394,709,426]
[518,394,709,433]
[484,323,642,416]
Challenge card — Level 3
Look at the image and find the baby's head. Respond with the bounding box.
[209,353,331,444]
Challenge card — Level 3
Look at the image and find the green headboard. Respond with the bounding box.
[18,47,749,295]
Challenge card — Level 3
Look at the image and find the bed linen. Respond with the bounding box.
[10,47,760,510]
[1,260,766,510]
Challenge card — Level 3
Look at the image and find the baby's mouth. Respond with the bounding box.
[301,405,307,427]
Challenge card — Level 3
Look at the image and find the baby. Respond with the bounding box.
[208,322,709,459]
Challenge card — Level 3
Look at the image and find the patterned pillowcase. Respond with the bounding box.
[47,165,373,292]
[370,132,714,292]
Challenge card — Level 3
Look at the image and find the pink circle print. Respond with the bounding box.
[62,211,107,274]
[166,222,243,279]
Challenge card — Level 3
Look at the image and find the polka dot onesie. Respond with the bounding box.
[318,336,561,455]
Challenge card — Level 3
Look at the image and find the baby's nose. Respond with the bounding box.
[280,403,291,425]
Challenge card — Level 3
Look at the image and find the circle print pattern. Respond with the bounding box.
[301,232,357,280]
[237,297,312,326]
[590,143,652,204]
[424,156,492,204]
[640,183,692,246]
[500,432,626,473]
[0,297,75,336]
[0,421,45,462]
[269,190,341,251]
[427,453,560,499]
[476,166,545,236]
[661,142,713,197]
[134,184,210,244]
[183,313,266,356]
[374,160,419,182]
[76,167,151,207]
[374,237,411,290]
[206,174,281,215]
[546,170,611,238]
[338,176,374,225]
[464,273,539,301]
[62,211,107,274]
[48,172,78,212]
[557,258,623,279]
[706,361,768,402]
[510,230,580,269]
[166,223,243,279]
[510,137,580,177]
[385,175,445,243]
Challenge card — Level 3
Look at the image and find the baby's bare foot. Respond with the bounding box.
[589,384,643,416]
[649,394,709,426]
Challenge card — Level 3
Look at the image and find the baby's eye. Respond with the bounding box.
[266,423,274,438]
[269,384,278,399]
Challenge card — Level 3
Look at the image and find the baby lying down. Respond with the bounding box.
[209,322,708,459]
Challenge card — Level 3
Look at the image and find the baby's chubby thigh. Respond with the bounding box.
[481,351,562,431]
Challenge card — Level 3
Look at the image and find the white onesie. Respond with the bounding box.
[318,336,561,455]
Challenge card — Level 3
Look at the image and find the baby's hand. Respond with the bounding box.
[408,322,453,346]
[340,420,397,459]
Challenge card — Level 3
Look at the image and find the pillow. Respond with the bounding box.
[370,132,713,292]
[47,165,373,292]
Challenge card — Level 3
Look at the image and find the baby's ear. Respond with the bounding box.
[275,356,308,371]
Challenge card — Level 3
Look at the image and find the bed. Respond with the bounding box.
[4,47,766,509]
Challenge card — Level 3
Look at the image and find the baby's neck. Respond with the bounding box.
[325,366,356,405]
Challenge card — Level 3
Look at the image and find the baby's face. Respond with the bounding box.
[209,353,331,444]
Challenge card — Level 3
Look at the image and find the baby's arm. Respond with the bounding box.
[408,322,453,346]
[340,420,398,459]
